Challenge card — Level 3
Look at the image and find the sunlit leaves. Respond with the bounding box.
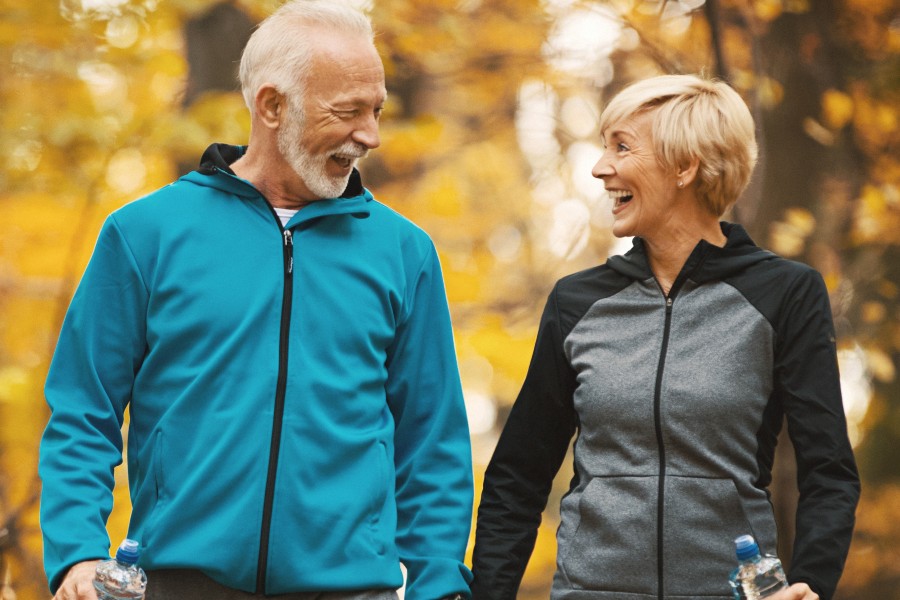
[0,1,897,598]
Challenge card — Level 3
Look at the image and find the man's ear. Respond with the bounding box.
[677,155,701,187]
[254,84,284,130]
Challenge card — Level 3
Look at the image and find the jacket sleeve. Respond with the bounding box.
[776,268,860,600]
[470,285,578,600]
[384,243,474,600]
[38,215,149,593]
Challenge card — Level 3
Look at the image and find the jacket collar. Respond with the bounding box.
[181,143,372,221]
[606,222,777,289]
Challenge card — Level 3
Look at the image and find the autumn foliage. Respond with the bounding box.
[1,0,897,598]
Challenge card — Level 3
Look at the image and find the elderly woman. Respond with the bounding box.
[470,75,859,600]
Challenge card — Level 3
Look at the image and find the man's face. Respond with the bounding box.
[277,31,386,201]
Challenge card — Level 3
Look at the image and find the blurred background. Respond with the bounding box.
[0,0,897,598]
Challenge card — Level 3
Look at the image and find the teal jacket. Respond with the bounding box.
[39,144,474,598]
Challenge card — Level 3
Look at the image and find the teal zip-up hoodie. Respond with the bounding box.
[39,144,474,598]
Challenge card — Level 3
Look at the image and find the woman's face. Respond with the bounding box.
[592,109,678,240]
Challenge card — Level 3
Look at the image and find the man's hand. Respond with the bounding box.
[53,560,102,600]
[768,583,820,600]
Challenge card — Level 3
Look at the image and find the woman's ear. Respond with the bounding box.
[676,156,701,188]
[254,84,284,130]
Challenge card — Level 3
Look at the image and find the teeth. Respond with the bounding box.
[607,189,633,199]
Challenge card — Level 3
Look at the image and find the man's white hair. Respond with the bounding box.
[238,0,375,113]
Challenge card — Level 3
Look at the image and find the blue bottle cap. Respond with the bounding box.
[115,539,140,565]
[735,534,760,561]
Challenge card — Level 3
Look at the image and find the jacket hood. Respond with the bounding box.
[606,222,776,287]
[178,143,372,220]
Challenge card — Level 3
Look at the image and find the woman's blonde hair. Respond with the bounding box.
[598,74,758,216]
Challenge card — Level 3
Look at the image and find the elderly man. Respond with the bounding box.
[38,2,473,599]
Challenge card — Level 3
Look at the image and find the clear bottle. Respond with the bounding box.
[94,539,148,600]
[728,534,788,600]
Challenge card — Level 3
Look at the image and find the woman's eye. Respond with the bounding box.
[617,143,629,152]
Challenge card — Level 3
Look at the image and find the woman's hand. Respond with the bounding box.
[53,560,101,600]
[768,583,819,600]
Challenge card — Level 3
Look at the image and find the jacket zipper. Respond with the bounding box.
[654,294,674,600]
[256,227,294,593]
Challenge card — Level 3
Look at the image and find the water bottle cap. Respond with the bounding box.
[115,539,140,564]
[734,534,761,560]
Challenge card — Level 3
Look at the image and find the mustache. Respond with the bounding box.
[333,142,369,160]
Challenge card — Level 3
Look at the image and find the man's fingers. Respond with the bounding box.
[55,560,102,600]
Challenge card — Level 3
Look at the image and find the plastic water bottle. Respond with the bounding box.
[94,539,148,600]
[728,534,788,599]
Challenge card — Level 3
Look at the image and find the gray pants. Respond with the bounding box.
[144,570,399,600]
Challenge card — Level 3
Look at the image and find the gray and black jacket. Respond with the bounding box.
[471,223,859,600]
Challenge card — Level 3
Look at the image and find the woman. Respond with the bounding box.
[470,75,859,600]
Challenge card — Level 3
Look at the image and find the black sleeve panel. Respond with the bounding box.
[470,285,578,600]
[731,260,860,600]
[471,265,629,600]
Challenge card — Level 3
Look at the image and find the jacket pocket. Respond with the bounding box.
[370,441,389,525]
[558,475,658,593]
[139,429,166,549]
[663,476,765,597]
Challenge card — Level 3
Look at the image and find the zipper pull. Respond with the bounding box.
[283,230,293,274]
[666,296,673,308]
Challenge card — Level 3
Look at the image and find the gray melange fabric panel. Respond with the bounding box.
[552,278,776,599]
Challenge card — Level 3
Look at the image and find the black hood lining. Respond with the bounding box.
[196,143,364,199]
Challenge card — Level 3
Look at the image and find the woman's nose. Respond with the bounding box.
[592,155,613,179]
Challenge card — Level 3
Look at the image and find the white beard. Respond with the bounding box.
[277,99,367,199]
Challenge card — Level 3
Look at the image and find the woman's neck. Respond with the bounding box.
[644,219,726,296]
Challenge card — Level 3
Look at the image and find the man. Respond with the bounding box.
[38,2,473,599]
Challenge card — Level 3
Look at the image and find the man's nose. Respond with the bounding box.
[353,115,381,150]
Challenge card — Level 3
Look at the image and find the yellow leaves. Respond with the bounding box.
[379,116,445,176]
[865,347,896,383]
[840,484,900,593]
[145,51,188,102]
[821,88,855,130]
[803,88,855,146]
[105,13,142,49]
[768,207,816,257]
[860,301,887,325]
[756,76,785,109]
[466,316,536,388]
[456,315,538,418]
[852,92,898,154]
[0,363,46,516]
[176,92,250,157]
[752,0,783,22]
[424,176,463,218]
[106,148,148,196]
[852,184,900,244]
[443,263,482,305]
[0,192,92,279]
[0,366,28,402]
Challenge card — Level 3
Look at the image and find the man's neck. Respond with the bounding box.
[231,149,315,210]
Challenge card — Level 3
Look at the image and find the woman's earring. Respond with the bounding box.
[677,180,684,188]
